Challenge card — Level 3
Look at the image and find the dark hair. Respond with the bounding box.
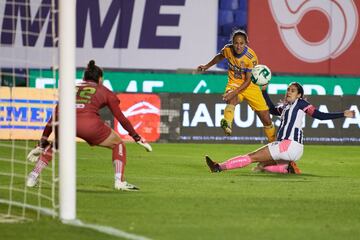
[289,82,304,98]
[84,60,103,83]
[231,29,249,44]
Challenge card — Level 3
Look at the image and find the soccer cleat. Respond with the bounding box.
[287,161,301,174]
[114,180,139,191]
[205,155,222,173]
[26,173,38,187]
[220,118,232,136]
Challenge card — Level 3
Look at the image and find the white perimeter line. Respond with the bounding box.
[62,219,152,240]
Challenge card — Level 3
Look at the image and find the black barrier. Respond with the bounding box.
[99,93,360,145]
[161,93,360,145]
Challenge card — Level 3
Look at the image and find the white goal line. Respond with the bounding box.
[63,219,152,240]
[0,199,57,217]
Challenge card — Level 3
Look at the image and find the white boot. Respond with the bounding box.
[26,173,39,187]
[114,180,139,191]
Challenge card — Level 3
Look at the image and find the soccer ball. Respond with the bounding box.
[251,64,272,86]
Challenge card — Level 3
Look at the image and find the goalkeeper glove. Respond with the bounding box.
[132,134,152,152]
[26,139,51,163]
[26,146,44,163]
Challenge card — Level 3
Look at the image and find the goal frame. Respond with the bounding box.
[58,0,76,221]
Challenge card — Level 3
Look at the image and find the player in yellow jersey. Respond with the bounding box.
[197,29,276,142]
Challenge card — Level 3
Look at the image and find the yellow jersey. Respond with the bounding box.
[220,44,258,87]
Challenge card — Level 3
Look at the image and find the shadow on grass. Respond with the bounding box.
[236,172,339,179]
[77,186,146,194]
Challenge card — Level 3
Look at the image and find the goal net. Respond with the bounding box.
[0,0,59,222]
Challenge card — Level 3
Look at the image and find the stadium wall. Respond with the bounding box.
[82,92,360,145]
[28,69,360,96]
[248,0,360,75]
[2,88,359,144]
[0,0,218,70]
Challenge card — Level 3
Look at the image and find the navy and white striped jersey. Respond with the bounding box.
[275,98,309,144]
[262,91,345,145]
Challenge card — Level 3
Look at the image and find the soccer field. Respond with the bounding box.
[1,142,360,240]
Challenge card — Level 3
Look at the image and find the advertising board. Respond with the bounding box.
[177,94,360,144]
[248,0,360,75]
[29,70,360,95]
[0,0,218,70]
[0,87,57,140]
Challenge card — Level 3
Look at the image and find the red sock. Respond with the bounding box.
[32,160,48,177]
[31,144,53,177]
[39,144,53,164]
[112,142,126,181]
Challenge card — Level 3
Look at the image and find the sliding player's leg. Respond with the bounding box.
[261,162,289,174]
[266,140,303,174]
[252,160,276,172]
[255,159,301,174]
[206,144,273,172]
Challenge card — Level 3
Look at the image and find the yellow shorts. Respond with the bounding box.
[225,82,269,111]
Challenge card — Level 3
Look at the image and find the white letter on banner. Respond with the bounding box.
[215,103,226,127]
[311,105,335,128]
[143,81,164,92]
[303,85,326,95]
[234,105,255,128]
[182,103,190,127]
[126,80,138,92]
[343,105,360,128]
[268,84,288,94]
[191,103,213,127]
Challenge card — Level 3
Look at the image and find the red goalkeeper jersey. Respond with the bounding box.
[75,80,137,137]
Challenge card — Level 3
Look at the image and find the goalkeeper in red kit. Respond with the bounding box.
[26,60,152,191]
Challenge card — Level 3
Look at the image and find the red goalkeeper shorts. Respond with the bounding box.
[76,116,112,145]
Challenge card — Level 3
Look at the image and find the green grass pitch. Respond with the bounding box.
[1,142,360,240]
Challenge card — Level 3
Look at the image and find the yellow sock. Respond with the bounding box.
[224,104,235,127]
[264,124,276,142]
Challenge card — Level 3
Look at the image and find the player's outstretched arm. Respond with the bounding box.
[309,108,355,120]
[26,139,51,162]
[27,115,54,163]
[197,54,225,72]
[132,134,152,152]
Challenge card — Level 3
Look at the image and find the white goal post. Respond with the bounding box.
[0,0,76,222]
[58,0,76,221]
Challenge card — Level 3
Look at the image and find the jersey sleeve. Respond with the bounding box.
[106,92,138,137]
[299,99,345,120]
[220,44,232,58]
[262,90,283,116]
[246,48,258,72]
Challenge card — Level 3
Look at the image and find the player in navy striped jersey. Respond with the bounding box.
[205,82,355,174]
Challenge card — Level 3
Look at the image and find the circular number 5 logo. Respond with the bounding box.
[269,0,359,62]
